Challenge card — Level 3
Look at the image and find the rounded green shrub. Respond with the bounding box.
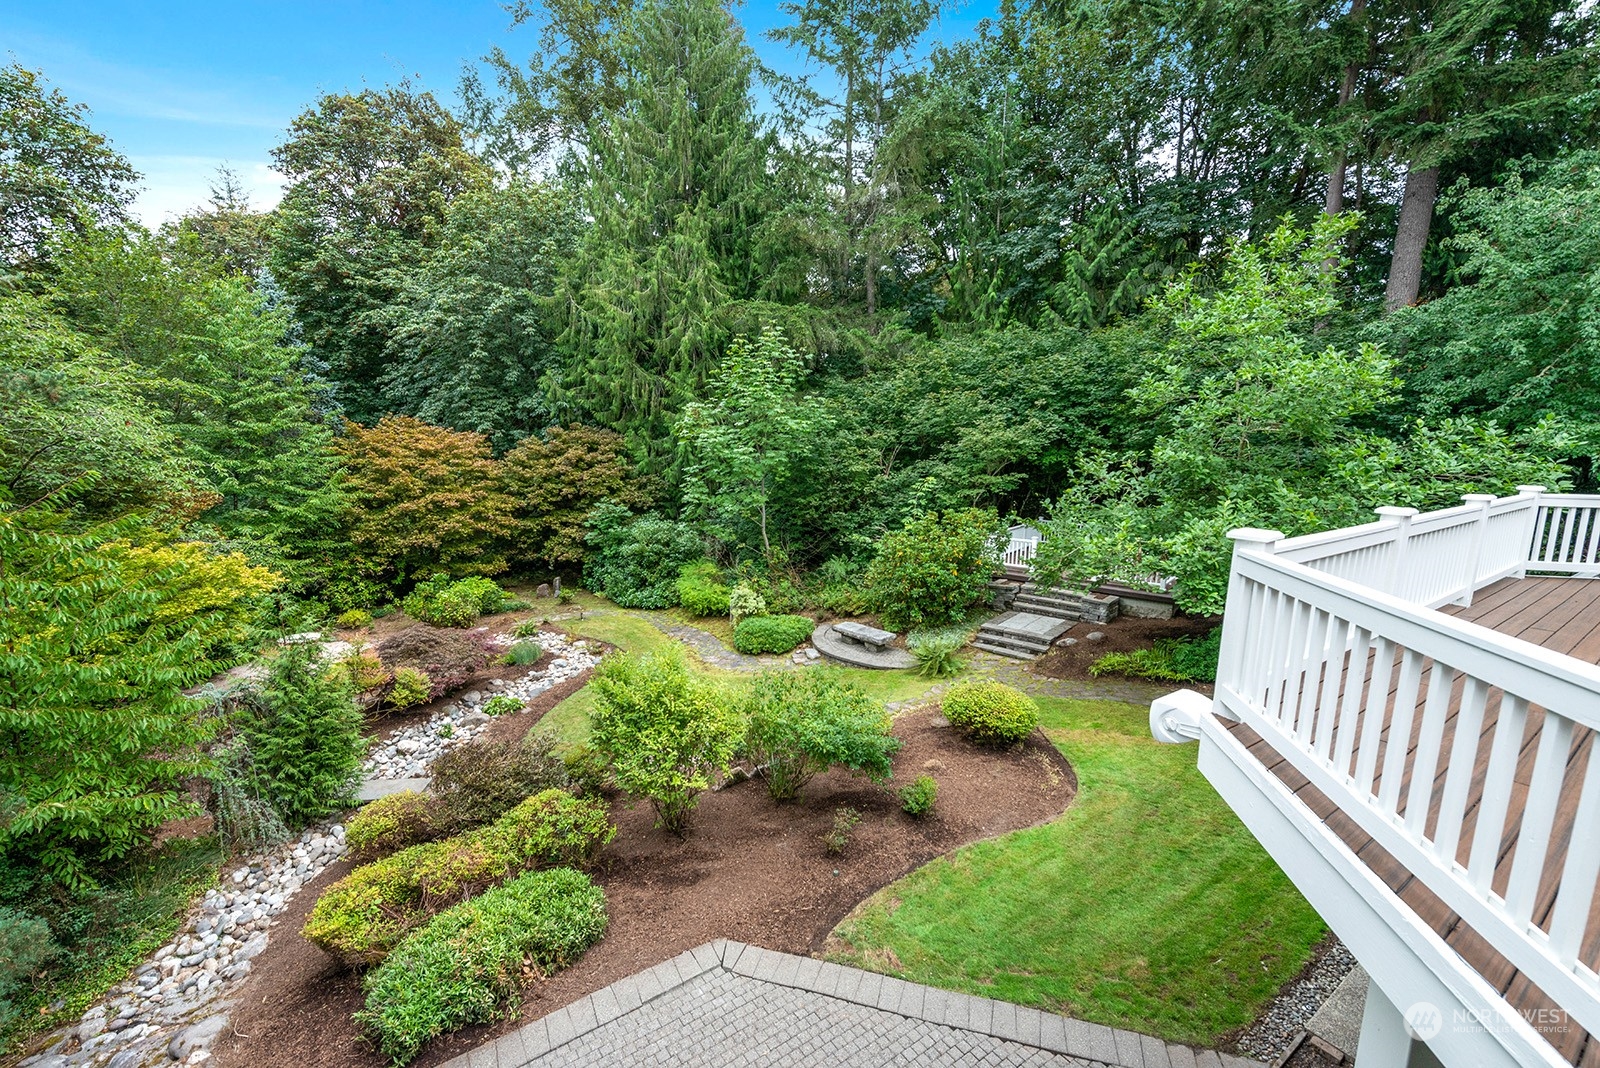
[676,561,731,617]
[941,680,1039,745]
[388,667,431,708]
[356,867,608,1065]
[864,508,1004,631]
[899,775,938,818]
[303,789,614,967]
[741,670,899,802]
[347,791,435,862]
[501,640,542,666]
[482,694,522,717]
[337,608,373,629]
[732,614,814,655]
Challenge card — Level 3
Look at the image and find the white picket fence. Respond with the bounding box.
[1213,486,1600,1046]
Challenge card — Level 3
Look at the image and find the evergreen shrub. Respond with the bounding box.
[732,614,814,655]
[941,680,1039,746]
[676,561,731,617]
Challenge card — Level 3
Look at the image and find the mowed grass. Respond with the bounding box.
[827,695,1325,1048]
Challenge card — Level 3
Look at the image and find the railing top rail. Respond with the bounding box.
[1236,548,1600,729]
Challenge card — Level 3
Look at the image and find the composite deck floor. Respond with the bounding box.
[1225,576,1600,1066]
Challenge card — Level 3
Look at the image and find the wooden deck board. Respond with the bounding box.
[1228,576,1600,1064]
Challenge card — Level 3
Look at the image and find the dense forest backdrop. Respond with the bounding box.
[2,0,1600,1003]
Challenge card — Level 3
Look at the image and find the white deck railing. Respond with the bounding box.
[1211,486,1600,1047]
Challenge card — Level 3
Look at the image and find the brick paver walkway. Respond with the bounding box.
[442,942,1263,1068]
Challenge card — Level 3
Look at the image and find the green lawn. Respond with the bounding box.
[826,695,1325,1048]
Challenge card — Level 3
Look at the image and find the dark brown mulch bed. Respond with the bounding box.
[210,711,1077,1068]
[1029,613,1219,686]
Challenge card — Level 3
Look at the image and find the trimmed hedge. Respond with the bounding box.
[941,680,1039,745]
[303,789,613,966]
[732,614,814,655]
[356,867,607,1065]
[346,791,435,862]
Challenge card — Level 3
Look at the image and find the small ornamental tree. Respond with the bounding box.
[587,651,742,835]
[741,671,900,802]
[0,502,278,885]
[501,424,653,569]
[239,644,364,828]
[335,416,514,580]
[865,509,1005,631]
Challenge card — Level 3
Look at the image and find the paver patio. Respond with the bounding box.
[442,941,1264,1068]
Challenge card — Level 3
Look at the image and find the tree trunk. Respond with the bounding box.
[1385,163,1438,311]
[1324,0,1366,215]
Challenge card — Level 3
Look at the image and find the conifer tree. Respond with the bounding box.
[554,0,770,473]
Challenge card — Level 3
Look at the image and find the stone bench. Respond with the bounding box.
[833,621,897,651]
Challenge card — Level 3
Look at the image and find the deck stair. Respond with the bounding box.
[972,611,1073,660]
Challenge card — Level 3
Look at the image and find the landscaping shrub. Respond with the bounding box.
[822,806,861,856]
[727,583,766,626]
[303,789,613,966]
[337,608,373,629]
[356,867,607,1065]
[942,680,1039,746]
[0,905,57,1031]
[1089,629,1222,683]
[676,560,731,617]
[589,651,743,834]
[427,736,570,837]
[732,614,814,655]
[583,502,703,608]
[864,508,1005,631]
[908,628,966,678]
[741,671,899,801]
[482,695,522,717]
[346,791,435,862]
[238,645,363,828]
[207,740,292,851]
[375,625,492,699]
[501,640,542,665]
[337,651,390,693]
[402,573,513,628]
[899,775,938,818]
[387,667,431,709]
[511,618,543,639]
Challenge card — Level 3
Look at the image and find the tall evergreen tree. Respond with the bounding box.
[554,0,770,473]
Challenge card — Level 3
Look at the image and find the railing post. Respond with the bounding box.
[1375,506,1419,597]
[1457,494,1497,607]
[1217,528,1283,698]
[1516,485,1547,577]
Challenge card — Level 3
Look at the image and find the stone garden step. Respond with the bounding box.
[971,640,1039,660]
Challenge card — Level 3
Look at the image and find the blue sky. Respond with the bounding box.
[1,1,997,226]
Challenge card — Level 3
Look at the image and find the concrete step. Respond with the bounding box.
[1011,594,1083,620]
[974,627,1053,655]
[971,640,1037,660]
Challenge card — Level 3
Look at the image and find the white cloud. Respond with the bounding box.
[128,157,286,228]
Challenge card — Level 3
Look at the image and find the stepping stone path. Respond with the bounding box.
[18,629,601,1068]
[639,612,817,672]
